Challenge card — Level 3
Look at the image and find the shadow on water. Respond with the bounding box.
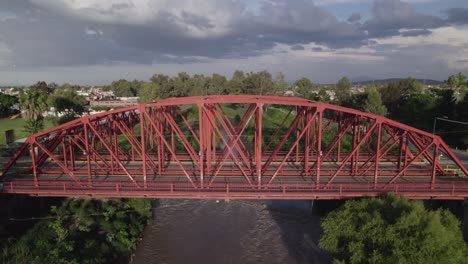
[267,200,333,264]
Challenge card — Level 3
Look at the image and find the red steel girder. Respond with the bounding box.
[1,95,468,200]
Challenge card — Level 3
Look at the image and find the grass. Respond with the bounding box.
[0,118,53,145]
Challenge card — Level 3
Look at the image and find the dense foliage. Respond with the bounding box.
[19,83,49,134]
[1,198,152,264]
[0,93,18,117]
[320,195,468,264]
[47,85,86,125]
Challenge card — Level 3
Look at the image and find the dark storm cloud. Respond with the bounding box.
[291,45,305,51]
[0,0,466,70]
[311,47,324,52]
[363,0,446,38]
[445,8,468,25]
[347,13,361,23]
[400,29,432,37]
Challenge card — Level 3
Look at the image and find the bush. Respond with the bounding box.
[319,195,468,264]
[1,198,152,264]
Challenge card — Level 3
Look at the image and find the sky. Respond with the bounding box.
[0,0,467,85]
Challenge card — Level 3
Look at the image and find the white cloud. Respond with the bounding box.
[85,27,103,35]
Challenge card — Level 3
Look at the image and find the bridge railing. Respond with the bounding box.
[2,179,468,199]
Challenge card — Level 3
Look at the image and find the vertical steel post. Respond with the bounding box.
[255,103,263,188]
[374,122,382,188]
[431,142,439,189]
[398,135,404,169]
[30,144,38,187]
[198,104,204,188]
[316,109,323,189]
[156,109,163,175]
[140,106,147,189]
[354,117,361,175]
[84,122,92,186]
[304,107,311,177]
[206,108,212,174]
[62,137,67,167]
[69,136,75,170]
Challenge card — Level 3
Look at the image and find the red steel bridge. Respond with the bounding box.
[1,95,468,200]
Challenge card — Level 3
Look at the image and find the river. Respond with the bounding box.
[132,199,331,264]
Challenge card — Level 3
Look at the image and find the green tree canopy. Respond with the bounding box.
[228,70,246,94]
[363,85,387,116]
[2,198,152,264]
[111,79,138,97]
[137,82,160,103]
[244,71,274,95]
[19,85,49,134]
[0,93,18,117]
[273,72,289,95]
[320,195,467,264]
[207,73,228,95]
[47,85,86,124]
[446,72,467,91]
[294,77,317,99]
[335,77,352,106]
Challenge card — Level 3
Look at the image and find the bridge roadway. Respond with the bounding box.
[2,152,467,200]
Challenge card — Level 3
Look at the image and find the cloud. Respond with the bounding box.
[348,13,361,23]
[445,8,468,25]
[291,45,305,51]
[399,29,432,37]
[0,0,467,85]
[85,27,103,35]
[363,0,446,38]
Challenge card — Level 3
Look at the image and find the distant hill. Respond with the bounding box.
[350,78,444,85]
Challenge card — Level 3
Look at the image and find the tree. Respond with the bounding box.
[31,81,53,95]
[335,77,352,105]
[446,72,467,91]
[380,78,424,115]
[207,74,228,95]
[150,74,171,98]
[273,72,289,95]
[168,72,191,97]
[320,195,467,264]
[187,74,208,96]
[47,85,86,124]
[244,71,274,95]
[0,93,18,117]
[1,198,152,263]
[294,77,317,99]
[435,89,457,119]
[363,85,387,116]
[19,85,48,134]
[137,82,160,103]
[228,70,246,94]
[111,79,137,97]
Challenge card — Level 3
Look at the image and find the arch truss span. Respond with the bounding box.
[1,95,468,200]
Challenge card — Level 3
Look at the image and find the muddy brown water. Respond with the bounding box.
[131,199,331,264]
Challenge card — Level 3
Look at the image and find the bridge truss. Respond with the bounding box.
[1,96,468,199]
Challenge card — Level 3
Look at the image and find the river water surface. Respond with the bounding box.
[132,199,331,264]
